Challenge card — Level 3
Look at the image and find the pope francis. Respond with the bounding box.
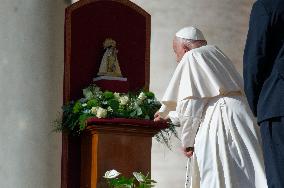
[154,27,268,188]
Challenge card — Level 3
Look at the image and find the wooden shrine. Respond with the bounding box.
[62,0,167,187]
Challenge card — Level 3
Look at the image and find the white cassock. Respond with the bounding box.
[159,45,267,188]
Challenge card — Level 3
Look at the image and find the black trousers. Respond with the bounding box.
[260,117,284,188]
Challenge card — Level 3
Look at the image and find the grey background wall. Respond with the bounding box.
[0,0,254,187]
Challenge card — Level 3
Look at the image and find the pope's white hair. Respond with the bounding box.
[176,37,207,50]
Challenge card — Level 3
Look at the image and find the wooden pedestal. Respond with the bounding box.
[80,121,167,188]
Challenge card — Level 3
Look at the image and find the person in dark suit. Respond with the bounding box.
[244,0,284,187]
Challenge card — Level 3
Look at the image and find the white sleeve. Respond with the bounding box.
[168,111,180,125]
[167,102,183,126]
[179,98,208,148]
[158,104,175,119]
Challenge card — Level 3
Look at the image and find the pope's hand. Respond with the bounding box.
[154,111,160,118]
[183,147,194,158]
[154,112,169,122]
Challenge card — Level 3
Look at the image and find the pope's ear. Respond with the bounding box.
[183,49,189,53]
[183,45,190,52]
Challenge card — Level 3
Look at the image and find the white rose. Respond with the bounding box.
[119,96,129,105]
[103,169,121,179]
[91,106,98,115]
[96,107,107,118]
[138,92,147,101]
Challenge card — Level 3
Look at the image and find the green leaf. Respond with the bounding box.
[103,91,114,100]
[136,107,143,116]
[73,101,83,113]
[145,91,155,99]
[110,176,134,188]
[87,99,99,108]
[78,113,92,131]
[108,99,120,111]
[130,111,136,118]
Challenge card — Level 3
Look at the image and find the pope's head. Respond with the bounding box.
[173,26,207,62]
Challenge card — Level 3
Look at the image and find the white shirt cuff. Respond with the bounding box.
[168,111,180,125]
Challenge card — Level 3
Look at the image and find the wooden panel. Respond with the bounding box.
[81,133,99,188]
[81,129,152,188]
[61,134,82,188]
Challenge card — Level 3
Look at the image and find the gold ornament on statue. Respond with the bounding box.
[97,38,123,77]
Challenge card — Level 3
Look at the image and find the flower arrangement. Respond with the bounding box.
[103,169,156,188]
[55,84,178,148]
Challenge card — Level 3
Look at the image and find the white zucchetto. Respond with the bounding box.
[175,26,206,41]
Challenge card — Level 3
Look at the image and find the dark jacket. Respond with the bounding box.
[243,0,284,123]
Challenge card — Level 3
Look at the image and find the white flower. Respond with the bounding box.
[138,92,147,101]
[82,103,87,107]
[119,96,129,105]
[107,106,113,112]
[83,89,93,99]
[114,92,120,99]
[96,107,107,118]
[103,169,121,179]
[91,107,98,115]
[133,172,145,182]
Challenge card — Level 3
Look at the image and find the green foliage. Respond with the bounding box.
[144,91,155,99]
[155,122,179,150]
[133,172,157,188]
[107,176,135,188]
[103,91,115,100]
[87,99,99,108]
[104,171,156,188]
[73,101,83,113]
[108,99,120,112]
[78,113,93,131]
[54,84,178,147]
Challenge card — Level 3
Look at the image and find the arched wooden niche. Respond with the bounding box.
[62,1,151,187]
[64,0,151,102]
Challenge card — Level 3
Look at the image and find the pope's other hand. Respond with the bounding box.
[183,147,194,158]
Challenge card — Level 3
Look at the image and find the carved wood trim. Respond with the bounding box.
[85,124,164,137]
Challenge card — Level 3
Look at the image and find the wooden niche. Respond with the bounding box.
[62,0,167,188]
